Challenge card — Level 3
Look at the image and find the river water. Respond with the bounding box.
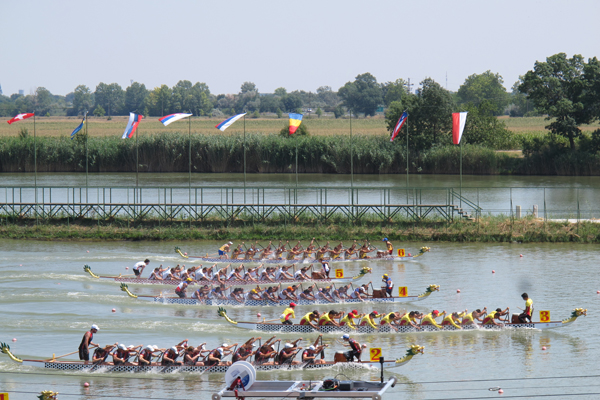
[0,239,598,399]
[2,173,600,218]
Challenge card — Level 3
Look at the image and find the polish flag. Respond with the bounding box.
[452,112,468,145]
[7,113,34,124]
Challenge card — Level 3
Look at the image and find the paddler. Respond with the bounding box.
[112,344,132,365]
[359,311,380,329]
[161,339,188,366]
[92,343,117,364]
[138,345,161,366]
[174,278,192,298]
[232,337,260,363]
[519,293,533,323]
[278,340,303,365]
[441,310,467,329]
[318,310,344,326]
[218,241,233,259]
[79,324,99,363]
[231,244,243,259]
[462,308,487,325]
[328,242,344,259]
[482,307,509,326]
[244,244,258,260]
[340,310,361,328]
[315,243,330,261]
[294,266,312,280]
[302,336,328,365]
[382,238,393,255]
[380,311,402,330]
[344,241,358,259]
[279,285,298,301]
[274,241,287,259]
[259,242,273,259]
[303,238,316,259]
[399,311,421,330]
[421,310,445,328]
[262,285,280,303]
[280,302,297,325]
[300,310,321,328]
[132,259,150,277]
[358,241,375,259]
[275,265,294,280]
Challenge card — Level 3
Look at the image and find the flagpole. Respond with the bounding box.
[460,139,463,206]
[243,114,247,203]
[350,112,353,205]
[85,111,88,202]
[34,112,37,209]
[136,124,139,189]
[189,115,192,206]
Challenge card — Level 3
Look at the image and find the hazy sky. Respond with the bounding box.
[2,0,599,97]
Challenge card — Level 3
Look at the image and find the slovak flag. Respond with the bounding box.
[390,111,408,142]
[452,112,468,145]
[215,113,246,131]
[121,112,143,139]
[7,113,34,124]
[159,113,192,126]
[289,113,303,135]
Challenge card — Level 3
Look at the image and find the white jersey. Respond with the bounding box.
[275,268,286,280]
[294,270,303,279]
[133,261,146,271]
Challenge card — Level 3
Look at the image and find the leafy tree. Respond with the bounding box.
[236,82,259,112]
[457,70,509,115]
[519,53,600,150]
[460,101,515,149]
[279,122,309,136]
[316,86,340,110]
[259,94,282,113]
[94,82,124,116]
[192,82,213,116]
[316,107,323,118]
[34,87,53,115]
[93,105,106,117]
[72,85,94,116]
[382,79,408,107]
[125,82,148,113]
[338,72,383,117]
[281,92,303,112]
[147,85,172,116]
[274,87,287,97]
[333,104,345,119]
[276,108,283,118]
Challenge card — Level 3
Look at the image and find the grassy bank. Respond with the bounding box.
[1,217,598,243]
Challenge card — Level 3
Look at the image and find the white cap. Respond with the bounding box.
[308,345,316,351]
[251,343,257,348]
[284,343,293,348]
[228,241,233,245]
[91,324,99,331]
[217,348,224,354]
[221,343,228,347]
[171,346,178,352]
[128,345,135,349]
[342,334,350,340]
[145,345,153,351]
[118,344,127,350]
[152,345,158,351]
[200,344,206,350]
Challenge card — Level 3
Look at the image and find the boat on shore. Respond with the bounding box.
[175,246,430,264]
[0,342,423,373]
[217,308,587,334]
[84,265,372,286]
[119,283,440,306]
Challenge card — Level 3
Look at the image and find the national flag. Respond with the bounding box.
[215,113,246,131]
[452,112,468,145]
[288,113,303,135]
[7,113,34,124]
[70,112,87,140]
[121,112,143,139]
[390,111,408,142]
[159,113,192,126]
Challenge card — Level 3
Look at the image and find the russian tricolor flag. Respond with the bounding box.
[215,113,246,131]
[159,113,192,126]
[121,112,143,139]
[390,111,408,142]
[288,113,303,135]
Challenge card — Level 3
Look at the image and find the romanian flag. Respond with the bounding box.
[390,111,408,142]
[121,112,143,139]
[288,113,303,135]
[70,112,87,140]
[452,112,468,145]
[7,113,34,124]
[159,113,192,126]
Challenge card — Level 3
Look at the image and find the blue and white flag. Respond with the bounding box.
[70,112,87,140]
[215,113,246,131]
[159,113,192,126]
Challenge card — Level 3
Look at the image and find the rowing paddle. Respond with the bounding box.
[45,344,98,361]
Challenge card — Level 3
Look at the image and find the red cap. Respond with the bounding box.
[433,310,439,315]
[352,310,358,315]
[348,312,356,318]
[290,302,296,307]
[371,311,379,315]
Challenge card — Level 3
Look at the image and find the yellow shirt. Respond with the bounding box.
[340,315,356,328]
[482,311,497,325]
[318,314,333,326]
[462,312,474,325]
[219,244,228,251]
[386,243,393,251]
[525,298,533,316]
[399,314,415,326]
[280,307,295,323]
[300,312,315,325]
[360,315,378,329]
[421,313,442,328]
[380,313,395,325]
[442,314,463,329]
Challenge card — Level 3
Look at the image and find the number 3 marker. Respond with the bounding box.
[539,310,550,323]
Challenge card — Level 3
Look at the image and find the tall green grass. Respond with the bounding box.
[1,133,598,175]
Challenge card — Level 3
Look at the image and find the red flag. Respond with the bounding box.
[452,112,468,145]
[7,113,34,124]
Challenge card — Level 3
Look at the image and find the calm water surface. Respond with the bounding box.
[0,239,598,399]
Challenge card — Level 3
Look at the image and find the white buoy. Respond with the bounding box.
[457,289,461,293]
[12,338,17,342]
[542,346,547,350]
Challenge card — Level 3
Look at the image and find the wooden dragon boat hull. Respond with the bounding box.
[84,265,371,286]
[120,284,440,307]
[217,308,587,334]
[175,246,430,264]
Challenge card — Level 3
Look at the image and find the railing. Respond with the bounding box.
[1,185,599,223]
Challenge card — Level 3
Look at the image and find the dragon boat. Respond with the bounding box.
[175,246,430,264]
[84,265,372,286]
[119,283,440,306]
[217,308,587,334]
[0,342,423,373]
